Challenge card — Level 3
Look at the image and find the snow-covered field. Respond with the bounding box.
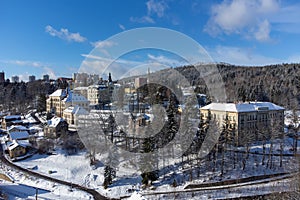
[8,137,299,199]
[0,161,93,200]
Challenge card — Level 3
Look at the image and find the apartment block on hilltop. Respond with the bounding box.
[200,102,284,145]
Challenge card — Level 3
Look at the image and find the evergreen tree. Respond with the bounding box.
[103,165,116,189]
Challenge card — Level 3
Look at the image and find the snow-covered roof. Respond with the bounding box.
[8,125,28,132]
[4,115,21,120]
[73,87,88,90]
[49,89,67,97]
[7,140,30,150]
[200,102,285,112]
[63,105,89,115]
[9,131,29,140]
[63,92,89,103]
[47,117,65,127]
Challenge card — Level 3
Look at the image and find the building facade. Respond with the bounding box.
[11,76,19,83]
[29,75,36,82]
[46,89,89,117]
[200,102,284,145]
[0,71,5,83]
[43,74,49,82]
[87,84,110,106]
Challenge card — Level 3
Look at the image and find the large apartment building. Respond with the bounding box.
[46,89,89,117]
[200,102,284,145]
[87,84,111,105]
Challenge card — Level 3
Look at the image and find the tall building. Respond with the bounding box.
[87,84,110,106]
[73,72,100,87]
[11,76,19,83]
[200,102,284,145]
[43,74,50,82]
[0,71,5,83]
[29,75,36,82]
[135,77,147,89]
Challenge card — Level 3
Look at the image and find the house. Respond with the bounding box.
[200,101,285,145]
[8,125,28,133]
[1,115,23,129]
[63,105,88,130]
[44,117,68,138]
[7,140,30,158]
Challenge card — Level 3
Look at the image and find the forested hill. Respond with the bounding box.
[155,63,300,110]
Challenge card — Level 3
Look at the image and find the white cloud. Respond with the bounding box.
[209,45,281,66]
[45,25,86,43]
[119,24,126,31]
[146,0,168,18]
[43,66,57,79]
[90,40,117,48]
[130,16,155,24]
[0,60,44,67]
[147,54,188,67]
[254,20,271,42]
[204,0,279,42]
[130,0,168,24]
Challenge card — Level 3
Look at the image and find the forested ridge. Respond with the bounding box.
[171,63,300,109]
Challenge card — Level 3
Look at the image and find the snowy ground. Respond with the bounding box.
[6,136,299,199]
[0,161,93,200]
[1,127,299,200]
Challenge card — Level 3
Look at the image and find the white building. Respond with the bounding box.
[200,101,285,145]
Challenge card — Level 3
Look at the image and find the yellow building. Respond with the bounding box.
[200,102,284,145]
[63,105,88,130]
[46,89,89,117]
[87,85,110,105]
[7,141,27,158]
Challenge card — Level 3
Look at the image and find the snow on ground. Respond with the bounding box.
[14,149,141,199]
[2,132,299,199]
[15,150,104,188]
[0,163,92,200]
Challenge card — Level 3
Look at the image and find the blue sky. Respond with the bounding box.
[0,0,300,81]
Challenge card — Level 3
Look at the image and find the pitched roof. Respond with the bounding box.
[64,105,89,115]
[7,140,29,150]
[8,125,28,132]
[63,91,89,103]
[49,89,67,97]
[47,117,65,127]
[200,102,284,112]
[9,131,29,140]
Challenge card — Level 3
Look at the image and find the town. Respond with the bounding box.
[0,63,299,199]
[1,1,300,199]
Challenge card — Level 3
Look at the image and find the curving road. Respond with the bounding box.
[0,144,112,200]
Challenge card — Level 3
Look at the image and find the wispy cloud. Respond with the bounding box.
[130,0,168,24]
[119,24,126,31]
[208,45,282,66]
[147,54,188,67]
[45,25,87,43]
[146,0,168,18]
[0,60,44,67]
[43,66,57,79]
[130,16,155,24]
[90,40,117,48]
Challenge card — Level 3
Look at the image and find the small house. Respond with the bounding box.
[44,117,68,138]
[7,140,28,158]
